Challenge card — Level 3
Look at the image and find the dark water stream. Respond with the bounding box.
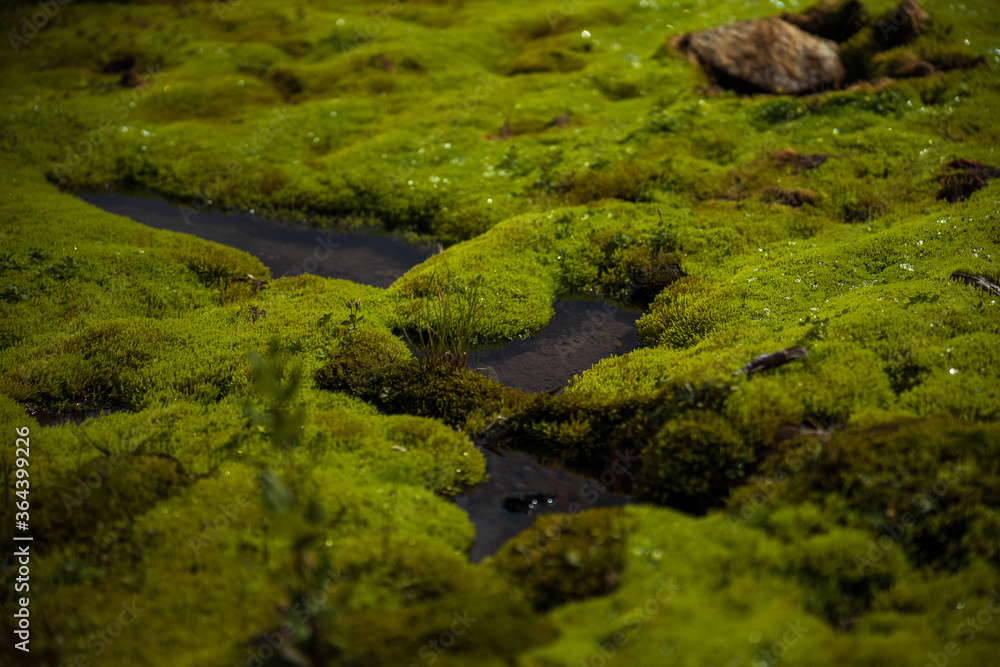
[456,449,631,562]
[79,192,433,287]
[59,192,634,557]
[473,297,639,394]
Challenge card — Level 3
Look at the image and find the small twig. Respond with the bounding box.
[950,271,1000,299]
[733,346,808,377]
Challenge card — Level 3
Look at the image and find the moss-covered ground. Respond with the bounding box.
[1,0,998,664]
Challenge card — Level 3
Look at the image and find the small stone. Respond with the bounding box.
[672,17,844,94]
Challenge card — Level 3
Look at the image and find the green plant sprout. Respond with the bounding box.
[341,298,364,330]
[404,260,486,372]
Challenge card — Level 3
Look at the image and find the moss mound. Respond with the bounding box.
[731,416,1000,571]
[490,508,628,611]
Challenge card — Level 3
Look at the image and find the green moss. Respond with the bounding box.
[636,276,737,348]
[731,417,1000,571]
[28,452,188,551]
[840,5,986,82]
[489,508,628,611]
[312,323,410,397]
[636,410,754,512]
[2,0,1000,663]
[318,357,509,430]
[506,48,586,75]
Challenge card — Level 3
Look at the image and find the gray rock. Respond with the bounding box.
[673,17,845,94]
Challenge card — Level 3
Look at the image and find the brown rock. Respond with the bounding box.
[672,17,844,94]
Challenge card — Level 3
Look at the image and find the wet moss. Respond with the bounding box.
[561,226,684,304]
[731,417,1000,571]
[489,508,628,611]
[317,355,509,430]
[636,410,754,512]
[511,390,647,475]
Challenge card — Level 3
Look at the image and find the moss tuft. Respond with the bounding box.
[489,508,628,611]
[636,410,754,512]
[636,277,736,348]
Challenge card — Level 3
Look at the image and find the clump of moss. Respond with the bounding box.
[791,526,905,626]
[512,390,647,474]
[27,451,188,553]
[552,161,662,206]
[505,378,758,512]
[317,356,509,429]
[840,2,985,82]
[562,228,684,304]
[313,324,409,398]
[636,410,754,512]
[262,542,557,666]
[840,189,889,222]
[489,508,628,610]
[636,277,737,348]
[731,416,1000,572]
[760,187,817,208]
[783,0,870,43]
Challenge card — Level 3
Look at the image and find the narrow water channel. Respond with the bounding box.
[78,192,433,287]
[456,449,631,562]
[66,192,635,557]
